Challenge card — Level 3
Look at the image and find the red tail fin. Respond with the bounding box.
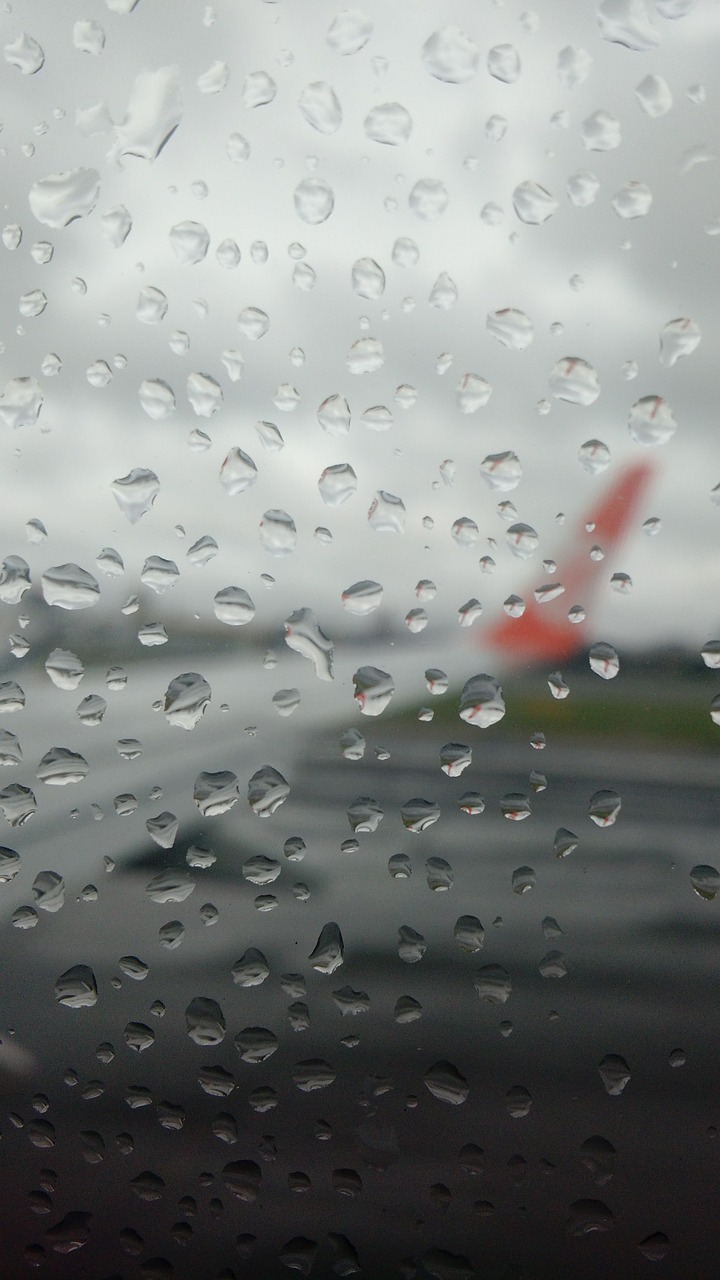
[482,461,655,666]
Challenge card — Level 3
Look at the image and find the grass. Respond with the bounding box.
[383,690,720,750]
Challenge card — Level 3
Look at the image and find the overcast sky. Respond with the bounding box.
[1,0,719,656]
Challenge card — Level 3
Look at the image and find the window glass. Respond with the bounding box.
[1,0,718,1275]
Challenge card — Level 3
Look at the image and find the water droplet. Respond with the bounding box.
[539,949,567,978]
[0,377,43,429]
[240,68,275,108]
[296,81,342,138]
[385,922,423,966]
[139,556,178,595]
[392,236,420,266]
[425,669,448,696]
[294,177,334,224]
[145,868,195,905]
[237,307,269,343]
[282,607,333,680]
[395,995,422,1023]
[455,373,491,412]
[187,372,223,417]
[55,965,97,1009]
[194,770,239,817]
[567,1199,615,1234]
[422,27,479,82]
[424,1061,469,1105]
[109,66,182,163]
[635,73,673,116]
[124,1021,155,1052]
[2,223,22,250]
[459,674,505,727]
[185,997,225,1046]
[307,922,344,974]
[458,791,485,816]
[0,846,21,881]
[364,101,412,145]
[511,866,536,894]
[365,491,405,535]
[409,179,448,220]
[29,169,100,228]
[259,509,297,556]
[19,288,48,318]
[549,357,600,405]
[638,1232,669,1261]
[245,765,288,818]
[42,564,99,610]
[700,641,720,673]
[145,811,178,848]
[30,240,52,264]
[326,9,373,55]
[475,965,512,1003]
[628,395,676,446]
[512,181,557,224]
[31,870,65,913]
[401,798,440,832]
[233,1026,279,1064]
[557,45,593,88]
[426,274,457,312]
[37,748,88,786]
[169,220,209,264]
[588,789,622,827]
[198,1065,234,1097]
[318,462,357,507]
[505,1085,532,1117]
[137,378,176,422]
[111,468,160,524]
[659,316,701,366]
[500,793,531,821]
[332,987,370,1017]
[488,43,521,82]
[689,864,720,900]
[270,687,300,718]
[597,1056,632,1105]
[74,693,106,727]
[439,743,472,777]
[589,642,620,679]
[347,795,384,833]
[197,58,228,94]
[426,856,453,891]
[597,0,659,51]
[582,110,621,151]
[341,580,383,617]
[487,308,534,350]
[118,955,149,982]
[448,520,477,555]
[612,181,653,219]
[579,1134,616,1184]
[209,587,255,630]
[566,172,600,210]
[0,555,30,606]
[95,546,124,577]
[347,336,384,374]
[5,32,45,74]
[136,285,168,325]
[101,204,132,246]
[386,853,411,881]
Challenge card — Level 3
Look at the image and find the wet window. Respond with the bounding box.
[0,0,718,1275]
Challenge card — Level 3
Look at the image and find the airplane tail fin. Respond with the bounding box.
[482,461,655,666]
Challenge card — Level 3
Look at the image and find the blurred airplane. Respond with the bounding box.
[474,459,655,669]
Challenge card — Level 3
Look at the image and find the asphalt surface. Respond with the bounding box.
[1,689,719,1279]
